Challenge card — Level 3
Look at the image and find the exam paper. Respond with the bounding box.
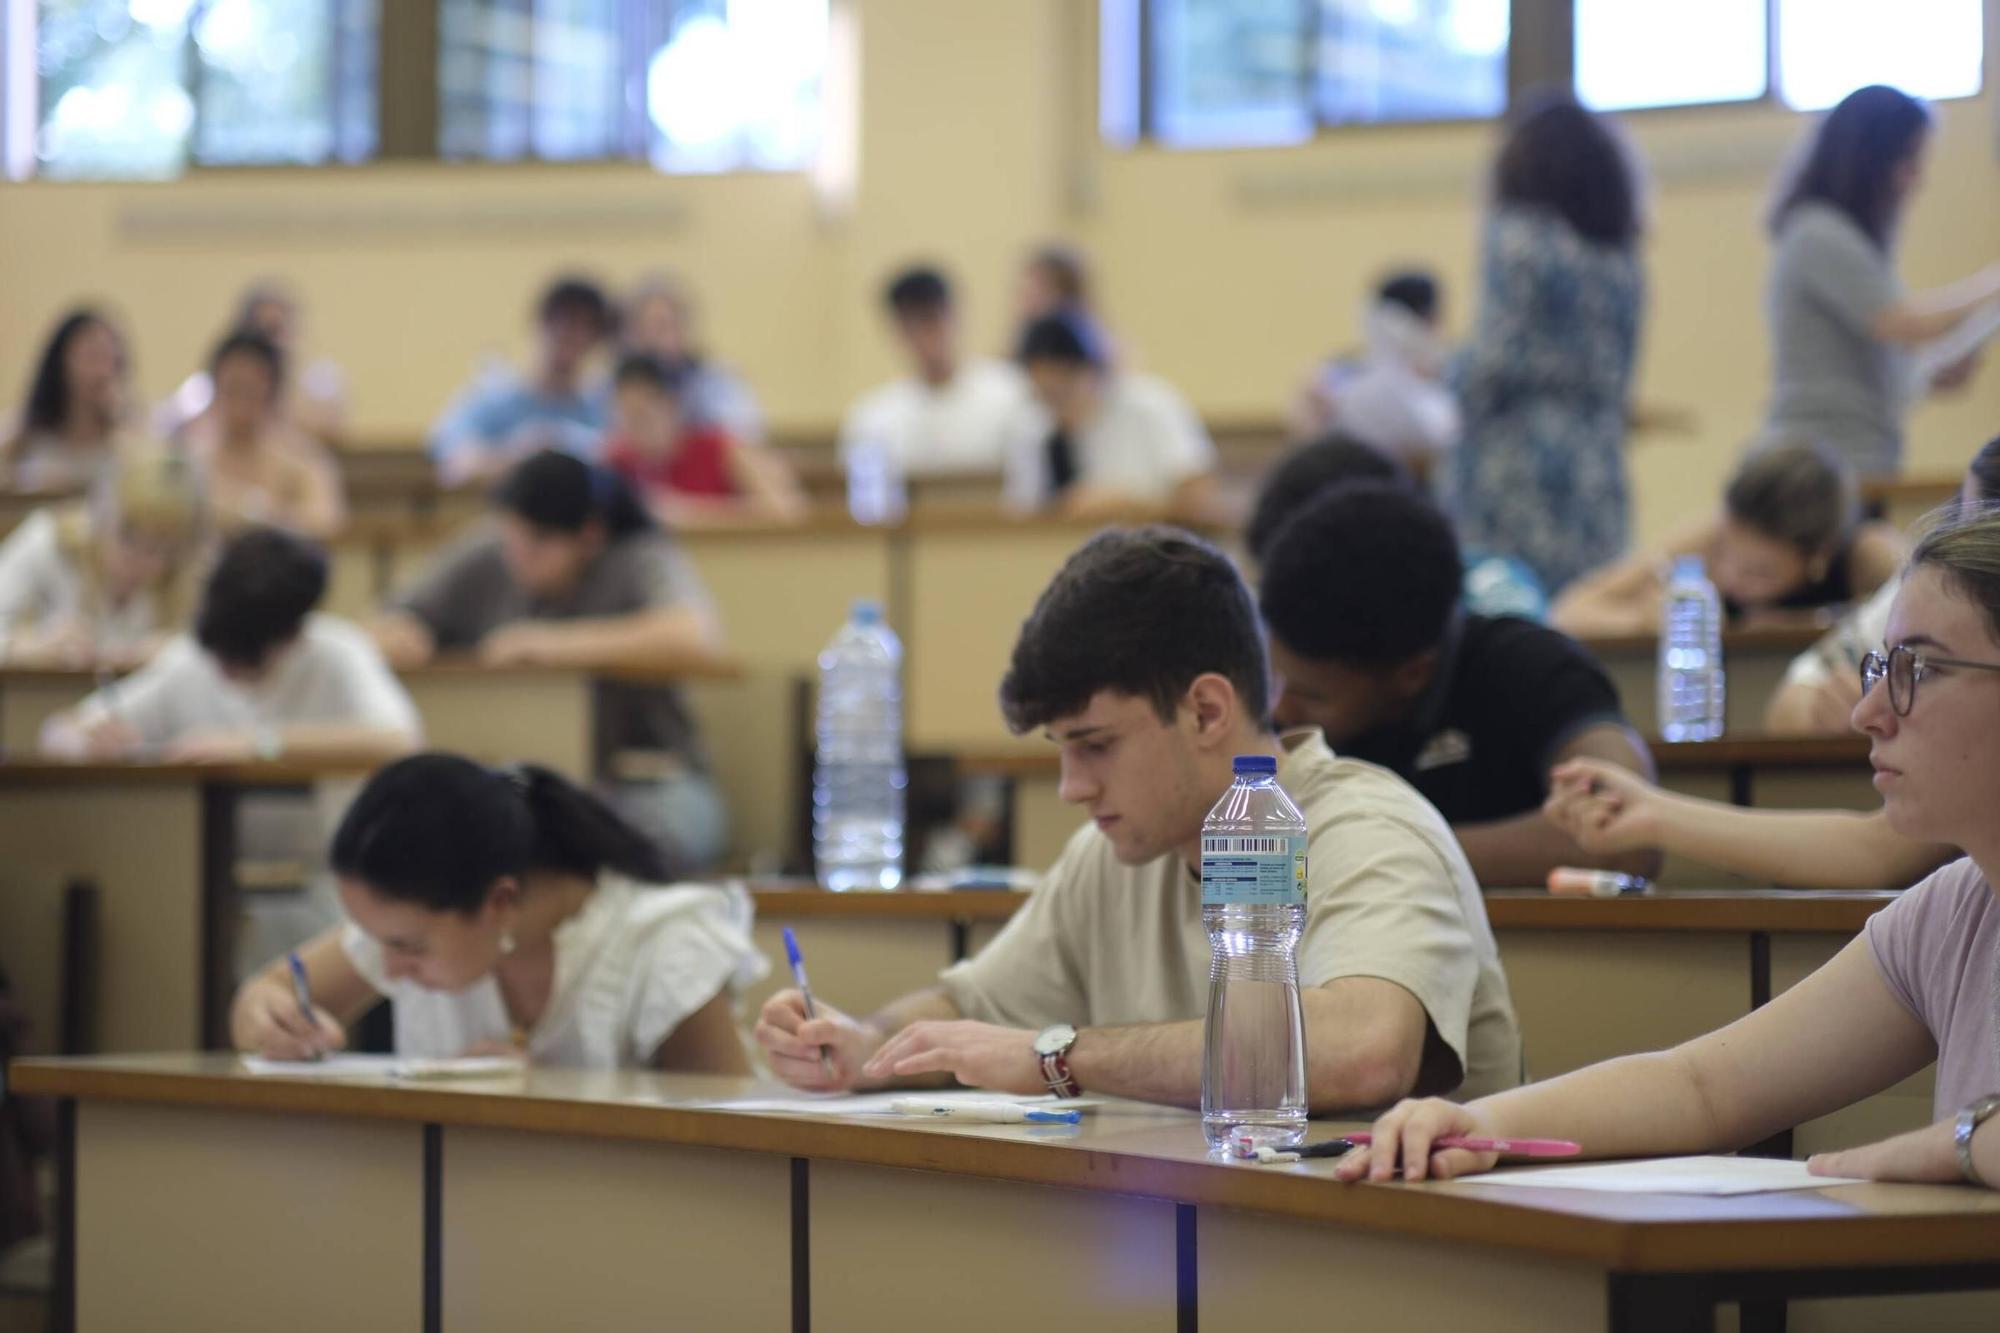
[668,1088,1100,1115]
[1911,298,2000,391]
[240,1054,526,1081]
[1449,1155,1865,1196]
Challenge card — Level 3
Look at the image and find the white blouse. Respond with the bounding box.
[342,876,767,1069]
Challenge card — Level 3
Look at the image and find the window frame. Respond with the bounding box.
[1110,0,1989,150]
[2,0,830,179]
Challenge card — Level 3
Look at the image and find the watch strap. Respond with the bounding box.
[1956,1094,2000,1185]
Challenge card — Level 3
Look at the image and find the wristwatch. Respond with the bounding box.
[1033,1023,1082,1099]
[1955,1093,2000,1185]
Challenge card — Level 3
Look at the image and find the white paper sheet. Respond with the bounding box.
[240,1055,526,1081]
[666,1088,1100,1116]
[1448,1155,1865,1196]
[1911,298,2000,390]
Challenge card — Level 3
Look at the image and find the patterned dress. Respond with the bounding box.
[1444,207,1643,596]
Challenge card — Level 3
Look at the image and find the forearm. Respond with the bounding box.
[1652,798,1944,889]
[272,722,419,762]
[517,611,718,672]
[1472,1047,1733,1159]
[1454,810,1661,886]
[1880,269,2000,343]
[1067,1020,1205,1108]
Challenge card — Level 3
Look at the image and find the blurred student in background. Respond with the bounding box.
[603,353,803,528]
[372,451,730,873]
[1766,85,2000,478]
[0,441,203,668]
[1005,310,1214,521]
[1553,438,1905,638]
[2,307,132,493]
[1290,269,1459,474]
[232,753,763,1070]
[178,331,346,540]
[1447,93,1645,597]
[428,276,614,488]
[40,525,417,765]
[159,279,350,445]
[841,265,1026,482]
[616,273,765,445]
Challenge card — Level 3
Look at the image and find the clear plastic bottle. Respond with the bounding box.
[1658,555,1726,742]
[845,438,908,526]
[1199,755,1308,1151]
[814,600,906,892]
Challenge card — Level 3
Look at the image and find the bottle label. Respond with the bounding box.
[1200,833,1307,907]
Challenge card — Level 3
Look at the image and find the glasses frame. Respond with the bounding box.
[1860,645,2000,717]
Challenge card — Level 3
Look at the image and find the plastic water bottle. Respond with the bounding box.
[1658,555,1726,742]
[1200,755,1308,1151]
[846,438,907,526]
[814,600,905,892]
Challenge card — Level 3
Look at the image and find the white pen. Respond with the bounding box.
[888,1097,1081,1125]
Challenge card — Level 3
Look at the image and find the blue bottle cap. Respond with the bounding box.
[1233,754,1278,776]
[851,599,883,625]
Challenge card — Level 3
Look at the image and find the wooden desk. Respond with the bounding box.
[753,885,1917,1162]
[0,761,376,1054]
[16,1055,1997,1333]
[1580,623,1828,736]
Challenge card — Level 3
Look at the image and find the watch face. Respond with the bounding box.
[1033,1024,1077,1056]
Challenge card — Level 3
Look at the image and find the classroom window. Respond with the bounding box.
[1575,0,1984,113]
[13,0,377,179]
[437,0,827,171]
[1119,0,1510,147]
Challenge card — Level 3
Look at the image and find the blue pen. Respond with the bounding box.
[781,927,834,1076]
[286,951,322,1061]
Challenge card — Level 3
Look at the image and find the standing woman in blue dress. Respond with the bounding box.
[1446,93,1645,598]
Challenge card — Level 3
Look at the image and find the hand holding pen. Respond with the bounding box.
[1333,1097,1568,1183]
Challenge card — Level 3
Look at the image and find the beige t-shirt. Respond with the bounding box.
[939,731,1522,1102]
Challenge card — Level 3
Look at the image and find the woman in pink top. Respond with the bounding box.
[1342,507,2000,1191]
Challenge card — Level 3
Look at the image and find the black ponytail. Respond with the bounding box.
[330,753,672,913]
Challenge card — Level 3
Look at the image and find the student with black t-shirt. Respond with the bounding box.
[1257,481,1660,888]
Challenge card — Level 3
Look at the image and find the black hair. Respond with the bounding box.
[999,526,1270,732]
[1494,91,1641,247]
[18,307,122,436]
[1376,270,1440,323]
[612,351,685,397]
[1015,310,1105,371]
[1259,481,1464,671]
[1724,439,1857,557]
[208,328,286,396]
[330,753,673,914]
[1026,244,1090,306]
[537,275,613,335]
[193,526,329,669]
[885,266,951,316]
[493,449,654,541]
[1245,435,1410,565]
[1967,434,2000,509]
[1771,85,1931,250]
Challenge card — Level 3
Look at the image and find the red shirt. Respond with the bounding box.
[603,425,737,498]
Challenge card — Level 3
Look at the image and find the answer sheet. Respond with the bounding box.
[666,1088,1100,1115]
[1448,1155,1866,1196]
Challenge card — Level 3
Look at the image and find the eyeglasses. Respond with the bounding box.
[1859,645,2000,717]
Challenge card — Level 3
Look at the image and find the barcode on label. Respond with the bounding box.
[1202,836,1284,854]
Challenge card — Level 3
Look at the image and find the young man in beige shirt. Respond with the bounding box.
[756,527,1521,1110]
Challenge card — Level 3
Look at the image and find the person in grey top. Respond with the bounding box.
[371,450,730,873]
[1766,85,2000,477]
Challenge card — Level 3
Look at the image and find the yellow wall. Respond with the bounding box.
[1,0,1995,543]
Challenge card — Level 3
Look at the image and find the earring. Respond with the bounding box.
[499,930,518,957]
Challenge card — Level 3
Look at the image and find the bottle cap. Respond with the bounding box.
[1670,554,1706,579]
[1232,754,1278,776]
[851,599,883,625]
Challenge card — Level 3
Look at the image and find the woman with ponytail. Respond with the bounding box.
[229,752,764,1071]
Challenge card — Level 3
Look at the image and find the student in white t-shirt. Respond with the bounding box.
[840,265,1027,480]
[1003,311,1216,520]
[230,753,765,1071]
[40,526,420,763]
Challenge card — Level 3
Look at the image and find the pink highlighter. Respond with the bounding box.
[1347,1132,1580,1156]
[1547,867,1652,898]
